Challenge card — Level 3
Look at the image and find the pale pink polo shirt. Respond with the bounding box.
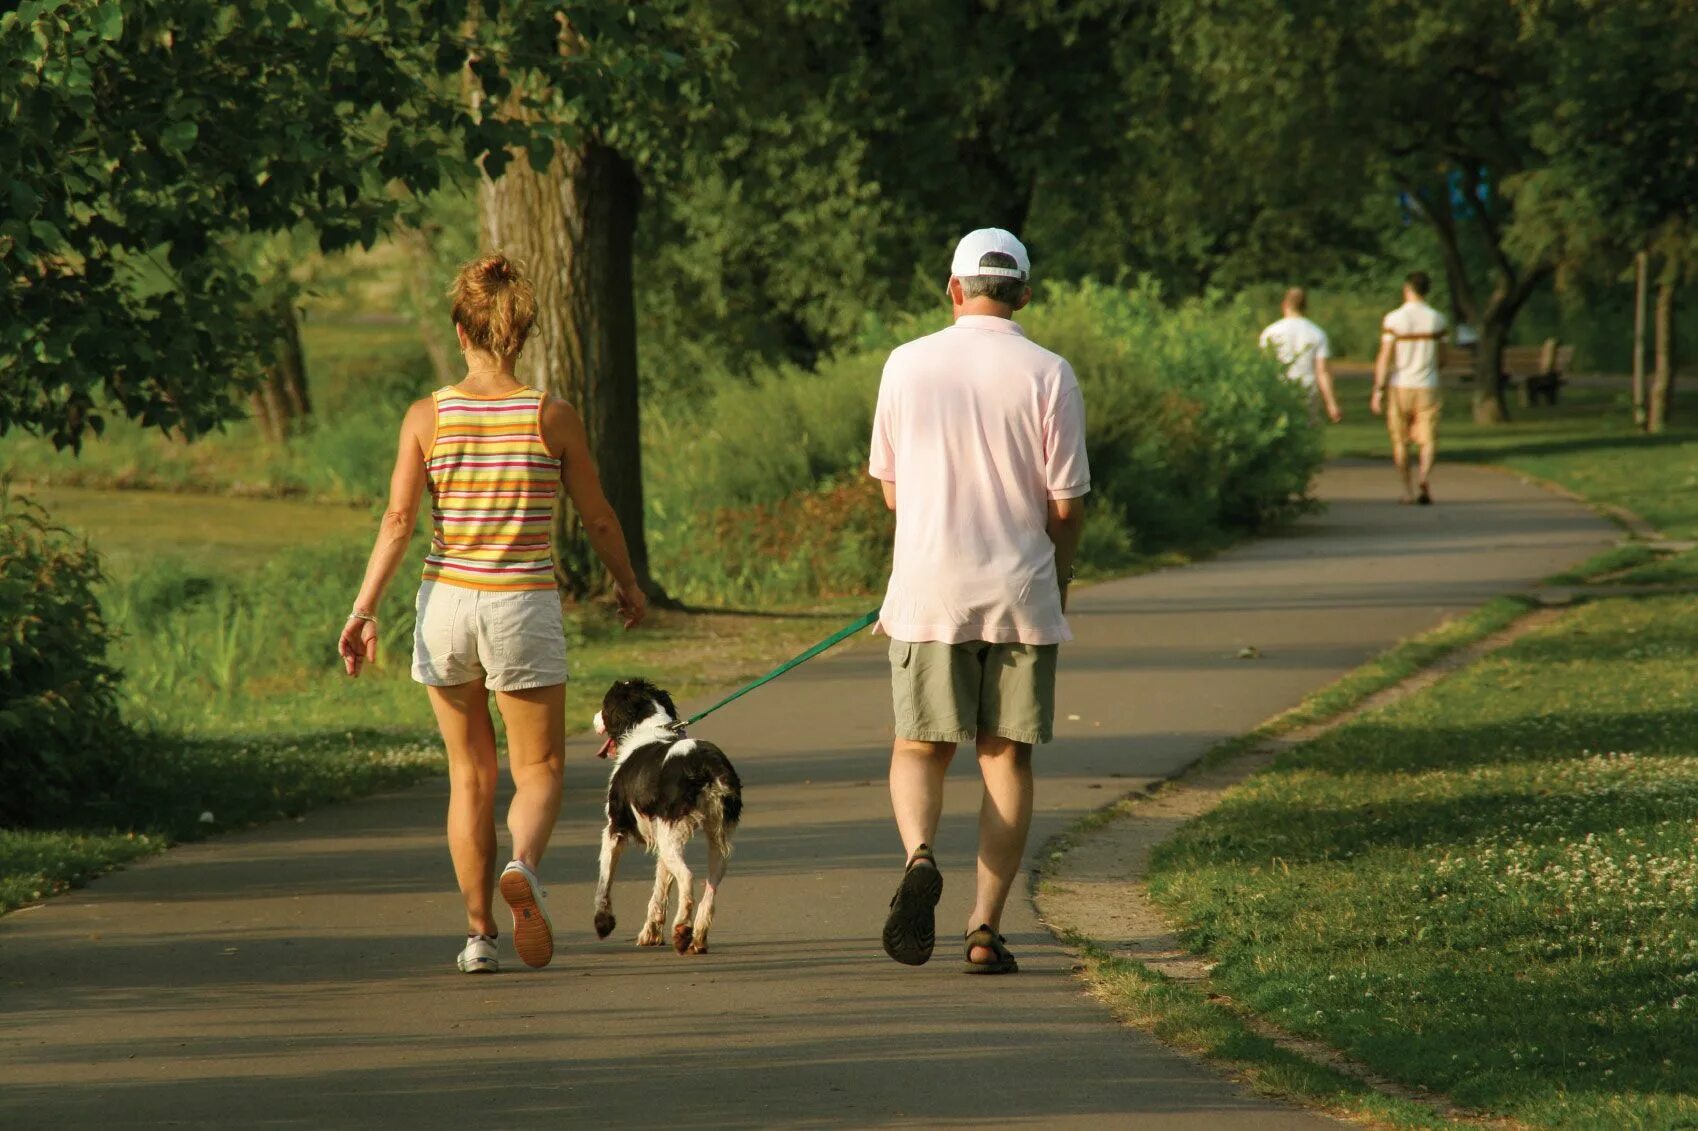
[869,314,1091,645]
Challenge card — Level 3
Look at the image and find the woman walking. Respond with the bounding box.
[338,254,646,974]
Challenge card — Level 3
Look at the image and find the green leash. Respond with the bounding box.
[686,609,880,726]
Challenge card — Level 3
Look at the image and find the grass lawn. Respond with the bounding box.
[1,482,878,913]
[1325,375,1698,537]
[0,319,431,502]
[1148,594,1698,1128]
[1128,376,1698,1127]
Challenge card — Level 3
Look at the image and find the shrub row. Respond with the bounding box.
[646,280,1322,603]
[0,488,129,826]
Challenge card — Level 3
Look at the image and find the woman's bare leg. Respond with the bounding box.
[493,683,566,869]
[426,681,500,937]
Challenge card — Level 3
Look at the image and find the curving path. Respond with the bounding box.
[0,461,1612,1129]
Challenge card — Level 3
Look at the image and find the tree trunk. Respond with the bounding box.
[1632,250,1649,427]
[250,293,310,442]
[1648,276,1678,433]
[480,138,658,601]
[396,223,460,387]
[1471,320,1510,424]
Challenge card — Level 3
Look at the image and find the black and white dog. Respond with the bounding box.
[591,679,742,955]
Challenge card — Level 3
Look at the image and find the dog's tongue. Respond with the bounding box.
[595,735,615,759]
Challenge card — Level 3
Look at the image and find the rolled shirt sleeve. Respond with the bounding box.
[1044,367,1090,500]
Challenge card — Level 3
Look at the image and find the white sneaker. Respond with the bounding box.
[456,933,499,974]
[499,860,555,968]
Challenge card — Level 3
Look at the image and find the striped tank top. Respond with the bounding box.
[421,386,561,591]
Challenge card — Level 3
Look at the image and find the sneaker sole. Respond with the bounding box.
[456,958,499,974]
[500,869,555,969]
[882,863,942,966]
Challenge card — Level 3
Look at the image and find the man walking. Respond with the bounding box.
[1371,271,1448,505]
[868,228,1089,974]
[1259,287,1342,423]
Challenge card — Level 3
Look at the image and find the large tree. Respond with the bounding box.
[0,1,671,452]
[472,2,712,599]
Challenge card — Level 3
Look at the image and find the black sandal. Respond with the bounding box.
[962,924,1019,974]
[882,845,942,966]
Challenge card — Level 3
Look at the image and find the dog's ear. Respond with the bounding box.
[655,688,679,723]
[600,680,644,737]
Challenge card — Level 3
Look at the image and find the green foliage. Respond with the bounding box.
[0,486,128,826]
[1150,594,1698,1127]
[640,0,1300,391]
[646,282,1323,603]
[0,0,690,449]
[1509,1,1698,283]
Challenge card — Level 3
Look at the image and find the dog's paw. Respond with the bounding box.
[686,939,709,956]
[672,923,694,955]
[594,910,616,940]
[636,924,663,947]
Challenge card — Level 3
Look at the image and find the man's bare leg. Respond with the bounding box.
[890,738,955,859]
[1390,439,1415,502]
[1417,441,1437,500]
[967,733,1033,964]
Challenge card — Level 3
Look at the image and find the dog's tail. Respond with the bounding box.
[694,744,743,834]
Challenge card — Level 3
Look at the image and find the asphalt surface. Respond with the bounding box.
[0,460,1613,1129]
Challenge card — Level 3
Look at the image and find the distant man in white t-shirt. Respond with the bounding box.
[1259,287,1341,423]
[1371,271,1448,505]
[868,228,1089,975]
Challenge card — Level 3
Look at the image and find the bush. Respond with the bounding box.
[0,487,130,826]
[642,280,1323,601]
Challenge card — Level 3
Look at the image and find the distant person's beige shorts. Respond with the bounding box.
[890,639,1058,745]
[1387,386,1441,449]
[411,581,569,692]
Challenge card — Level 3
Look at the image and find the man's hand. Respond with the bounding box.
[1370,388,1385,417]
[1325,399,1343,424]
[613,580,647,630]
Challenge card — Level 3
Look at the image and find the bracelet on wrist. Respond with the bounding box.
[348,610,378,624]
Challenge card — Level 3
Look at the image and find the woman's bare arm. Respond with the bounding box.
[543,397,646,628]
[339,398,433,676]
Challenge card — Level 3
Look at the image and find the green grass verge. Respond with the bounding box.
[1325,380,1698,538]
[1195,594,1536,772]
[1073,942,1460,1129]
[1544,543,1660,586]
[1148,592,1698,1129]
[1607,547,1698,587]
[1,730,442,912]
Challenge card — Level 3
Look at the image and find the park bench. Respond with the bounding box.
[1451,338,1573,406]
[1503,340,1573,406]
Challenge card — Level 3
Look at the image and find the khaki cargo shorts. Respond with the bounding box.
[1387,386,1441,449]
[411,581,569,692]
[889,638,1058,746]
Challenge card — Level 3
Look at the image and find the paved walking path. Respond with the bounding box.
[0,462,1612,1129]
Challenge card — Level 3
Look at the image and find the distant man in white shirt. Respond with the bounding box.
[1371,271,1448,505]
[1259,288,1341,423]
[868,228,1089,976]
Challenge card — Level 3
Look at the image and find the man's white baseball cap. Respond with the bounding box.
[950,228,1030,281]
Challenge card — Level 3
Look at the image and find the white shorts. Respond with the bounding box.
[410,581,569,692]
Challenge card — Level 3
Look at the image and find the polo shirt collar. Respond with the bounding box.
[953,314,1026,336]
